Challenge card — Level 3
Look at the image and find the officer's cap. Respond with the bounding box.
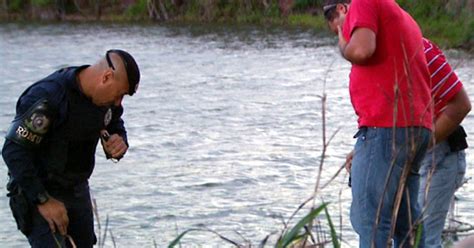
[106,49,140,96]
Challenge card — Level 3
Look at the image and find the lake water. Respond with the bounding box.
[0,23,473,247]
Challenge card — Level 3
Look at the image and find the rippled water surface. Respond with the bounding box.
[0,23,473,247]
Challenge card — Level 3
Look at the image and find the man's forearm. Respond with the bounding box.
[339,27,376,64]
[433,113,461,142]
[433,89,471,143]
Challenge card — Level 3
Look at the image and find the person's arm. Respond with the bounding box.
[2,88,51,204]
[338,26,376,65]
[102,105,128,160]
[2,140,46,203]
[2,87,69,235]
[345,149,354,172]
[434,88,471,143]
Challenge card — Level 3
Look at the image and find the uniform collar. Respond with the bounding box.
[69,65,89,93]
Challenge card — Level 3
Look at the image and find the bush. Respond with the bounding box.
[397,0,473,50]
[126,0,147,18]
[293,0,321,11]
[31,0,53,7]
[397,0,446,17]
[7,0,25,12]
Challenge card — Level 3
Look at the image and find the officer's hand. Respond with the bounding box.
[37,197,69,235]
[102,133,128,159]
[345,150,354,173]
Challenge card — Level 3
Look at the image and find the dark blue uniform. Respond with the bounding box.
[2,66,128,247]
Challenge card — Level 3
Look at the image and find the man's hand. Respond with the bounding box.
[345,150,354,173]
[337,25,348,55]
[101,131,128,159]
[37,197,69,235]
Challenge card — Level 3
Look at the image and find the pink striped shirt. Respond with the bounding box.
[423,38,463,117]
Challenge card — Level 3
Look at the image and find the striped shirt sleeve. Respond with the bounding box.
[423,38,463,116]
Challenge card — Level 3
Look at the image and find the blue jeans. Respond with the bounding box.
[350,127,430,248]
[418,141,466,248]
[27,183,96,248]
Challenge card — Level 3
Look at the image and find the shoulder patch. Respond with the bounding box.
[6,99,54,148]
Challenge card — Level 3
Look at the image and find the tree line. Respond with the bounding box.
[0,0,323,21]
[0,0,472,50]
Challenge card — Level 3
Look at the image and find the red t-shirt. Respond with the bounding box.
[342,0,432,129]
[423,38,463,117]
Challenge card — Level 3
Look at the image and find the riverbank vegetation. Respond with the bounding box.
[0,0,472,50]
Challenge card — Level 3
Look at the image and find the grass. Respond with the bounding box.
[417,14,474,50]
[287,14,326,29]
[397,0,474,50]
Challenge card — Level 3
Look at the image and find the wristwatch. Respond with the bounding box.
[35,191,50,205]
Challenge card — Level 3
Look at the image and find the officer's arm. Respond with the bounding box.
[107,105,128,145]
[2,88,54,204]
[2,140,47,203]
[102,105,128,160]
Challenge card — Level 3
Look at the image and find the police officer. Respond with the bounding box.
[2,49,140,247]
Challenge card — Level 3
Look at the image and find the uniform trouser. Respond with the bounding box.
[27,182,96,248]
[350,127,430,248]
[418,141,466,248]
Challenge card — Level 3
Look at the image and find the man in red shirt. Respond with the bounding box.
[323,0,432,247]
